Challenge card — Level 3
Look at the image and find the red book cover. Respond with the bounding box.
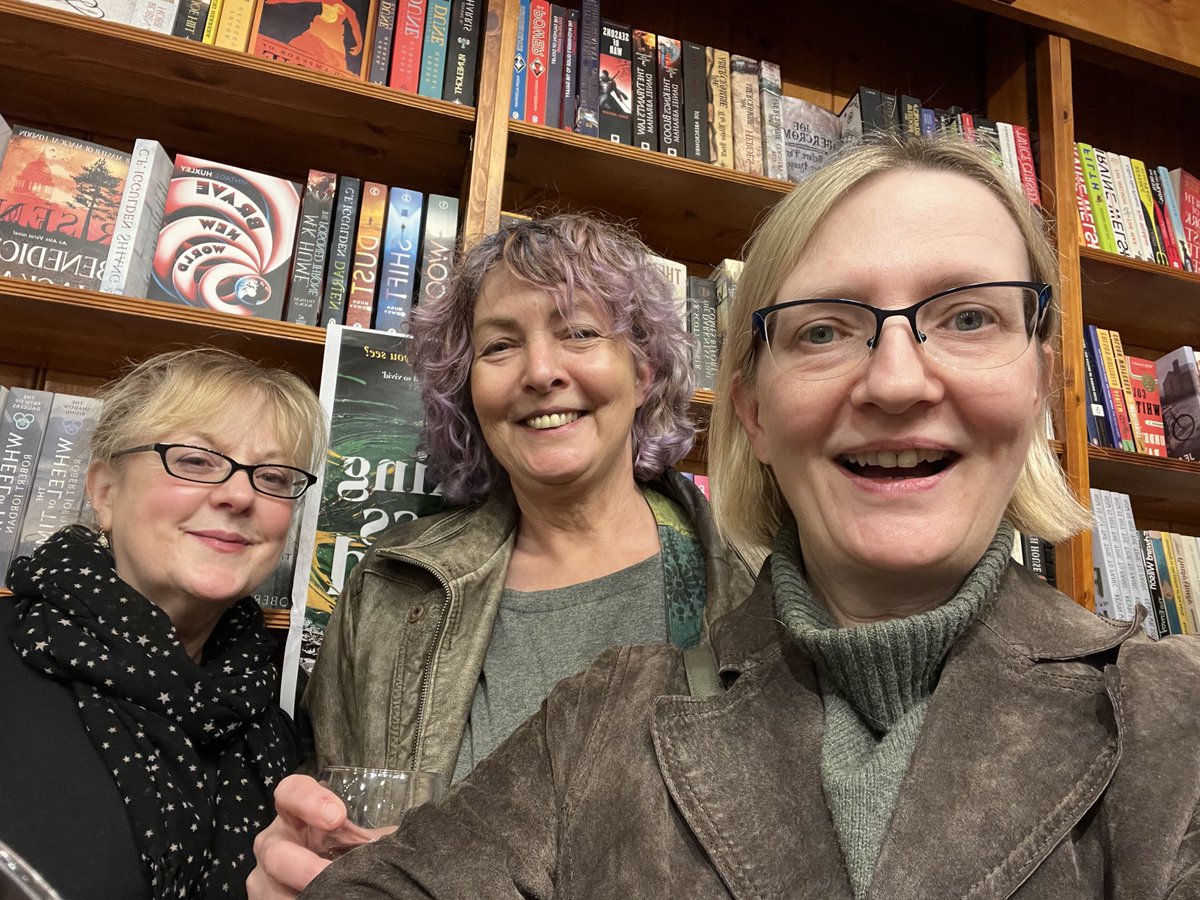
[1072,145,1100,250]
[148,154,302,319]
[958,112,976,143]
[1172,169,1200,265]
[389,0,426,92]
[345,181,386,328]
[251,0,376,79]
[1128,356,1168,458]
[524,0,551,125]
[1011,124,1042,208]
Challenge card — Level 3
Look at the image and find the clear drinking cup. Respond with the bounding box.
[315,767,444,859]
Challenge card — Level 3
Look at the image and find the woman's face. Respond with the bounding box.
[734,169,1048,587]
[87,397,297,617]
[470,272,652,496]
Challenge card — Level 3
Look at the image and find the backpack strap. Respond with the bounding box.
[682,642,722,699]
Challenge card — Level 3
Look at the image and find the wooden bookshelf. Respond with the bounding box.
[1088,446,1200,529]
[1079,247,1200,350]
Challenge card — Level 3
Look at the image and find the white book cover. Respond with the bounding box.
[132,0,179,32]
[758,61,786,181]
[1114,491,1158,638]
[1118,154,1154,262]
[996,121,1021,192]
[649,254,688,328]
[101,139,174,298]
[780,95,839,184]
[1178,534,1200,638]
[22,0,137,24]
[1089,489,1119,619]
[1099,489,1136,622]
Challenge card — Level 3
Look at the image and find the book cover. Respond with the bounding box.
[1077,143,1116,254]
[389,0,427,92]
[366,0,397,83]
[14,393,102,562]
[1130,158,1170,266]
[899,95,920,136]
[417,0,451,98]
[1114,491,1157,637]
[1096,327,1136,452]
[416,193,458,306]
[780,95,839,184]
[322,175,361,326]
[560,7,579,130]
[173,0,211,40]
[1156,346,1200,461]
[878,92,898,131]
[214,0,257,49]
[345,181,387,328]
[729,55,763,175]
[1163,532,1195,633]
[1107,329,1144,453]
[1117,154,1153,262]
[524,0,550,124]
[1161,165,1195,271]
[687,275,718,392]
[705,46,732,168]
[1094,148,1132,258]
[285,169,338,326]
[996,121,1020,191]
[685,282,705,394]
[280,325,443,712]
[680,40,708,162]
[1168,168,1200,266]
[648,254,687,329]
[1080,333,1109,447]
[1149,532,1185,634]
[1089,488,1125,620]
[1140,530,1173,636]
[0,388,53,586]
[133,0,181,33]
[759,61,785,181]
[838,86,884,144]
[544,4,566,125]
[0,126,130,292]
[147,154,302,319]
[920,107,936,136]
[27,0,173,27]
[1146,165,1184,270]
[101,138,172,299]
[1170,532,1200,635]
[375,186,424,333]
[1127,355,1167,458]
[973,117,1003,168]
[251,0,375,78]
[202,0,225,43]
[1071,144,1101,251]
[0,113,10,164]
[509,0,529,119]
[574,0,600,136]
[630,30,657,151]
[656,35,683,157]
[710,257,742,350]
[1010,124,1042,208]
[597,20,632,144]
[1083,325,1121,449]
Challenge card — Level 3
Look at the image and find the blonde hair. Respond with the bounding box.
[90,348,327,474]
[710,135,1090,552]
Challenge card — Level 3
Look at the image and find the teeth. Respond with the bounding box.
[846,449,947,468]
[526,411,581,430]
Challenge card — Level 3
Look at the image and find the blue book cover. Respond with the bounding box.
[575,0,600,135]
[509,0,529,119]
[920,107,936,135]
[1084,325,1122,448]
[375,187,425,333]
[418,0,452,98]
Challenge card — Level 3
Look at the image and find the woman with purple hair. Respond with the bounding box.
[248,214,754,897]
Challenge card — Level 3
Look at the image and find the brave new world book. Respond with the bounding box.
[0,126,130,292]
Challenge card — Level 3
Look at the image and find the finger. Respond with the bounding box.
[274,774,346,831]
[255,836,333,894]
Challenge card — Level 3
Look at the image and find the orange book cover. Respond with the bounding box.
[345,180,386,328]
[251,0,377,78]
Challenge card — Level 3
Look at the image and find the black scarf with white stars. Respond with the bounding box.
[7,526,299,899]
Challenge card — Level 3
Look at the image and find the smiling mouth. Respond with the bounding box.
[525,411,583,430]
[838,448,958,479]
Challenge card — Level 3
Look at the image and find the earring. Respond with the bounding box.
[96,530,111,550]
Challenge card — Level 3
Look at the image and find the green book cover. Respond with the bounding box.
[1077,142,1117,254]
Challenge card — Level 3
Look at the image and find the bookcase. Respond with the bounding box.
[1,0,1198,614]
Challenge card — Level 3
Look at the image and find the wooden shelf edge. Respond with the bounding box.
[1079,246,1200,288]
[1088,444,1200,479]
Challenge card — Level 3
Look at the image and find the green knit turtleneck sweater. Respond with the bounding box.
[771,520,1014,898]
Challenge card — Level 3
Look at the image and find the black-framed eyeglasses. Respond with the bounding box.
[751,281,1052,381]
[114,443,317,499]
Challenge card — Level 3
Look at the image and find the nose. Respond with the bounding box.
[849,318,945,413]
[522,335,568,393]
[207,467,257,510]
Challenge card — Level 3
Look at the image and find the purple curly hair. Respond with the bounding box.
[411,213,696,505]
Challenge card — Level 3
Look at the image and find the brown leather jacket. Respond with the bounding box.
[302,470,755,780]
[301,562,1200,900]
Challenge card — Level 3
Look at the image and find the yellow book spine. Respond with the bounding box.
[1178,534,1200,636]
[202,0,224,44]
[1107,330,1145,453]
[1162,532,1193,634]
[1096,328,1136,452]
[214,0,256,51]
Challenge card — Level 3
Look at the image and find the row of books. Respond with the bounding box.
[1091,488,1199,640]
[22,0,482,104]
[1082,326,1200,462]
[1072,143,1198,271]
[0,116,462,331]
[0,386,102,587]
[1012,529,1057,587]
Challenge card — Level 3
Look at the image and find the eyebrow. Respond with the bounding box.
[796,272,1011,301]
[183,434,288,464]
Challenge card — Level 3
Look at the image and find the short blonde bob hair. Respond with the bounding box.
[710,134,1090,552]
[90,348,327,476]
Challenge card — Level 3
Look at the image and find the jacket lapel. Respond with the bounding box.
[866,568,1132,900]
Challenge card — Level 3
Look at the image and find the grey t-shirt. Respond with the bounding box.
[451,552,666,781]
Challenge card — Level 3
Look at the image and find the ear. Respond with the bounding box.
[1036,343,1055,406]
[731,373,771,465]
[86,461,117,532]
[634,359,655,408]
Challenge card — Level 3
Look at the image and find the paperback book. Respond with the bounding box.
[285,169,338,326]
[1157,346,1200,461]
[322,176,362,327]
[375,187,424,333]
[0,388,53,586]
[389,0,427,92]
[100,138,172,298]
[779,96,839,183]
[251,0,376,78]
[598,20,633,144]
[416,193,458,306]
[345,181,387,328]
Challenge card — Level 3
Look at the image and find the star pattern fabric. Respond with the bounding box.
[6,526,299,899]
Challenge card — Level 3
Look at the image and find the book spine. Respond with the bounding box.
[322,176,362,327]
[1010,124,1042,208]
[1118,154,1154,262]
[101,139,172,298]
[973,117,1003,167]
[172,0,211,41]
[958,111,976,143]
[1089,488,1124,619]
[418,0,451,98]
[345,182,388,328]
[1084,325,1121,448]
[1182,536,1200,639]
[597,19,631,143]
[132,0,180,34]
[1149,532,1185,633]
[648,255,687,328]
[1140,530,1172,637]
[544,6,565,127]
[919,107,936,136]
[1126,355,1167,457]
[213,0,254,49]
[285,170,338,326]
[1155,346,1200,462]
[1080,337,1107,447]
[1108,330,1144,453]
[1130,158,1169,266]
[1161,165,1196,271]
[686,284,706,394]
[630,30,657,151]
[509,0,529,118]
[441,0,479,104]
[1168,532,1199,634]
[375,187,424,332]
[574,0,600,136]
[524,0,551,124]
[1147,165,1184,270]
[759,61,786,181]
[656,36,683,157]
[1171,169,1200,266]
[1094,149,1132,258]
[417,194,459,305]
[1099,490,1137,622]
[1115,492,1158,637]
[367,0,398,84]
[560,8,579,129]
[899,95,920,135]
[201,0,223,43]
[996,121,1021,190]
[706,47,732,168]
[687,276,718,392]
[389,0,427,93]
[0,388,53,584]
[729,55,763,175]
[1077,143,1117,253]
[1072,145,1101,251]
[1096,327,1137,452]
[680,40,708,162]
